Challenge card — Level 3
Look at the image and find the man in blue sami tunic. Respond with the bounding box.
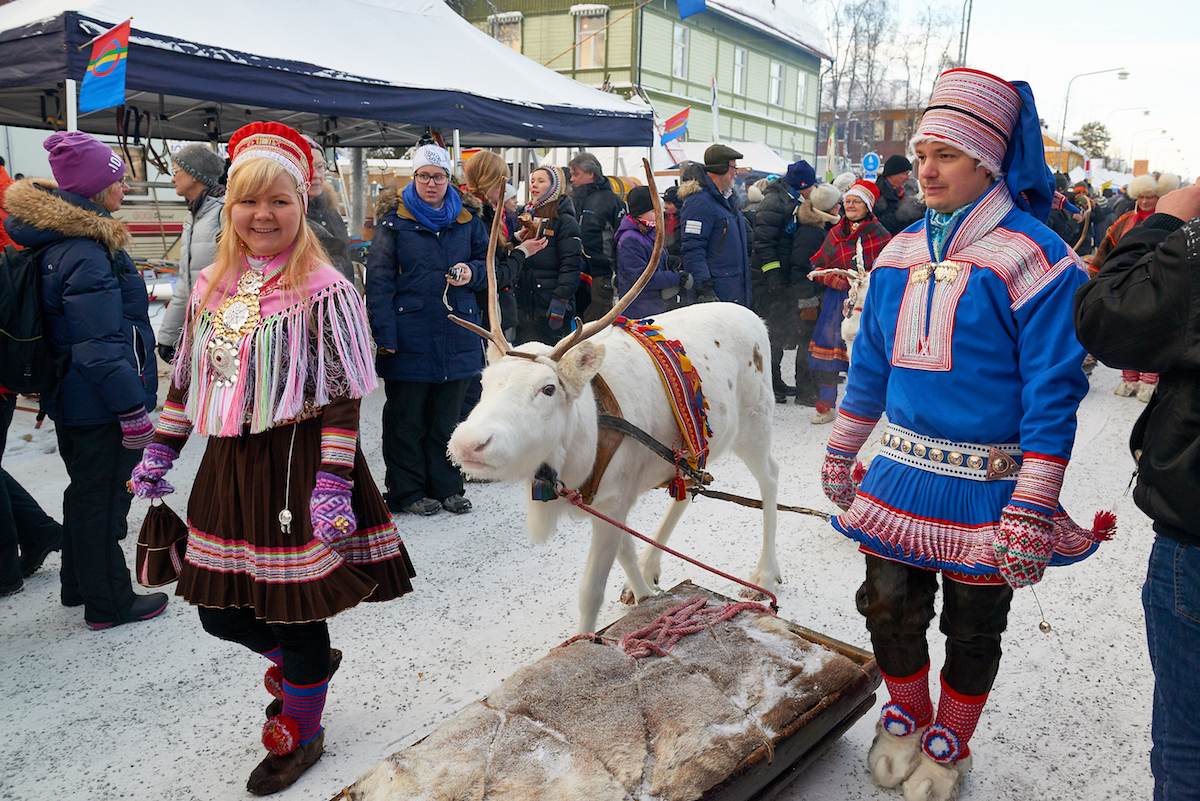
[818,68,1113,801]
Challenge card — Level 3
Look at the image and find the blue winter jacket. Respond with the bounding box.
[613,215,679,320]
[2,181,156,425]
[678,172,751,305]
[366,187,490,383]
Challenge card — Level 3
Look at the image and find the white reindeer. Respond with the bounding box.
[448,165,781,634]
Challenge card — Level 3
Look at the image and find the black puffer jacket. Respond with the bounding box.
[571,175,624,279]
[790,199,836,306]
[1074,213,1200,548]
[306,191,353,282]
[750,179,797,275]
[516,195,583,318]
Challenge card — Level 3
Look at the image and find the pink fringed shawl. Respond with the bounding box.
[174,263,377,437]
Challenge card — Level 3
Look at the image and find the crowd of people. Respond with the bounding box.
[0,66,1197,798]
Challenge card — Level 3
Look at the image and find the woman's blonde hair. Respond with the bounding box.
[197,157,330,315]
[463,150,508,201]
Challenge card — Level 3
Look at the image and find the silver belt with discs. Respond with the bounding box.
[877,423,1021,481]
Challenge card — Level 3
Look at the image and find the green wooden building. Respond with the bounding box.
[457,0,830,163]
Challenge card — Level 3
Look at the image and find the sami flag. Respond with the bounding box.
[678,0,707,19]
[79,20,131,114]
[660,107,690,146]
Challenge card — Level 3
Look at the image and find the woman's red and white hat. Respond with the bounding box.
[910,68,1021,175]
[227,121,313,197]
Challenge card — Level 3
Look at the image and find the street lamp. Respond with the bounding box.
[1057,68,1129,172]
[1143,136,1173,160]
[1106,107,1149,127]
[1130,128,1167,168]
[957,0,974,67]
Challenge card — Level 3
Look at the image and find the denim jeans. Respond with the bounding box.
[1144,535,1200,800]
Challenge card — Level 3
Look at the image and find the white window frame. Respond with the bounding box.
[795,70,808,112]
[571,5,609,70]
[673,24,690,80]
[487,12,524,53]
[769,60,785,107]
[733,47,747,96]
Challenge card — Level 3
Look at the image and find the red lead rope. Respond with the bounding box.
[558,487,779,613]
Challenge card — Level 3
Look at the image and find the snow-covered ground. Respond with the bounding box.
[0,311,1155,799]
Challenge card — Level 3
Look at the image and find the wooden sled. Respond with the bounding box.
[334,581,880,801]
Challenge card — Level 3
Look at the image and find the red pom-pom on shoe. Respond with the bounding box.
[264,665,284,699]
[815,400,832,414]
[1092,510,1117,541]
[262,714,299,755]
[852,461,867,484]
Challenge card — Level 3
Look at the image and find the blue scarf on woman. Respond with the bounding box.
[401,180,462,232]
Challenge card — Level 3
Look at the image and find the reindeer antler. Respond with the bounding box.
[545,158,664,361]
[450,196,532,360]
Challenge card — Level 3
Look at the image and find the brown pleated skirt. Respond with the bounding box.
[176,416,416,624]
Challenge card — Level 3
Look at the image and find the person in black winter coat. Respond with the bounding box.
[750,163,816,401]
[302,137,355,284]
[515,165,583,345]
[1073,179,1200,801]
[873,155,922,235]
[790,183,842,406]
[568,153,625,320]
[2,132,166,629]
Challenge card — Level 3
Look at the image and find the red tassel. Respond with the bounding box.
[852,461,867,485]
[1092,510,1117,541]
[262,714,299,755]
[668,477,687,501]
[264,665,284,699]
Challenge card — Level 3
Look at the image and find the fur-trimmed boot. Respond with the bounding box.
[869,665,935,787]
[868,718,928,787]
[902,751,972,801]
[1137,381,1156,403]
[1113,379,1137,397]
[247,729,324,796]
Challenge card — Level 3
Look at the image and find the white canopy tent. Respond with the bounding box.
[0,0,653,147]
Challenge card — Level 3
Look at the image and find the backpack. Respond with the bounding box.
[0,244,66,396]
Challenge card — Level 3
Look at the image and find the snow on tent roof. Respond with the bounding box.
[705,0,832,61]
[0,0,654,147]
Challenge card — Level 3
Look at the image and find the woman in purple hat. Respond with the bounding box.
[2,131,166,629]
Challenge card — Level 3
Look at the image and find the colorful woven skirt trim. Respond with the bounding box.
[808,288,850,372]
[176,417,415,624]
[833,457,1100,579]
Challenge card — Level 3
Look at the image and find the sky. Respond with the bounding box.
[890,0,1199,177]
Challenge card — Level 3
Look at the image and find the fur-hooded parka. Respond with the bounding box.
[2,179,157,424]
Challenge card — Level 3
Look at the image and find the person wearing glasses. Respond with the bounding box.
[301,135,354,285]
[2,131,166,629]
[366,144,488,516]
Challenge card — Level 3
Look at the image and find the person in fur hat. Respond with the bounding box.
[1090,171,1180,401]
[129,122,416,795]
[3,132,168,630]
[820,69,1114,800]
[791,183,842,406]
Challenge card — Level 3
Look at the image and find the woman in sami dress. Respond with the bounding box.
[130,122,415,796]
[807,179,891,425]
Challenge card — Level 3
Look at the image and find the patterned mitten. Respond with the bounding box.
[821,453,859,510]
[129,444,179,499]
[822,408,879,509]
[994,504,1057,587]
[547,297,570,331]
[310,472,356,549]
[993,452,1067,587]
[118,408,155,450]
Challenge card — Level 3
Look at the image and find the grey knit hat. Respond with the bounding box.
[172,143,225,188]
